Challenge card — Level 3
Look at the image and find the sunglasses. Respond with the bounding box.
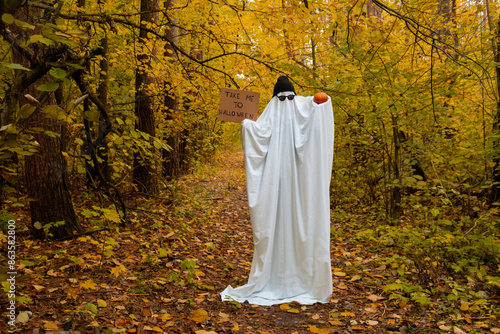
[278,95,295,101]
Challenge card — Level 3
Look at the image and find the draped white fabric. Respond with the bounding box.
[220,95,335,306]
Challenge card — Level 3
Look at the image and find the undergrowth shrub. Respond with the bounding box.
[355,203,500,307]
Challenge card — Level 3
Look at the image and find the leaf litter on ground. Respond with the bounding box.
[1,147,499,333]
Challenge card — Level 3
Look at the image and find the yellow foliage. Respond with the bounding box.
[79,279,97,290]
[191,308,209,323]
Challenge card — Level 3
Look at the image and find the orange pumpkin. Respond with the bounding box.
[313,92,329,104]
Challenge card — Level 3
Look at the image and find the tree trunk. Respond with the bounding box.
[389,113,402,220]
[25,103,82,239]
[12,5,82,239]
[491,15,500,201]
[133,0,159,194]
[96,36,111,184]
[162,0,182,179]
[366,0,382,18]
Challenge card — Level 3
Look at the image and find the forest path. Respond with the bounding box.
[154,146,402,333]
[8,147,491,333]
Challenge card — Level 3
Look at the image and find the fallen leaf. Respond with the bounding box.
[160,313,172,321]
[17,312,29,323]
[490,329,500,334]
[191,308,209,323]
[367,294,384,302]
[439,325,452,331]
[287,308,300,314]
[307,325,329,333]
[114,318,128,326]
[312,314,320,320]
[33,285,46,291]
[460,303,469,311]
[329,320,342,325]
[111,265,127,278]
[341,311,355,317]
[97,299,107,308]
[43,321,59,330]
[142,307,151,317]
[195,331,218,334]
[79,279,96,290]
[333,271,347,276]
[453,327,466,334]
[367,320,379,326]
[280,303,290,310]
[350,275,362,281]
[66,287,79,299]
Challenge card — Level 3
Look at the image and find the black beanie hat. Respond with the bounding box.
[273,76,296,97]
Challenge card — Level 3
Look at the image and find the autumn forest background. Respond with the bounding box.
[1,0,500,332]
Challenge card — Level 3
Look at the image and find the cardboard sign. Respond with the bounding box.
[218,88,260,123]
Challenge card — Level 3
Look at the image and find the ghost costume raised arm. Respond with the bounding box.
[220,77,335,306]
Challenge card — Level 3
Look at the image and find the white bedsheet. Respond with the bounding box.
[220,95,335,306]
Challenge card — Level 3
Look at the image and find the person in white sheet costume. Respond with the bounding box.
[220,76,335,306]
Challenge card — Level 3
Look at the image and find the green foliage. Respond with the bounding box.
[0,210,16,232]
[43,221,66,238]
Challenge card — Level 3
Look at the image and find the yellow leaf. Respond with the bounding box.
[340,311,355,317]
[280,303,290,310]
[460,303,469,311]
[160,313,172,321]
[151,327,162,332]
[97,299,107,308]
[44,321,59,330]
[308,325,329,333]
[329,320,342,325]
[79,279,96,290]
[191,308,209,323]
[232,324,239,331]
[129,314,137,320]
[110,265,127,278]
[333,271,346,276]
[287,308,300,314]
[350,275,361,281]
